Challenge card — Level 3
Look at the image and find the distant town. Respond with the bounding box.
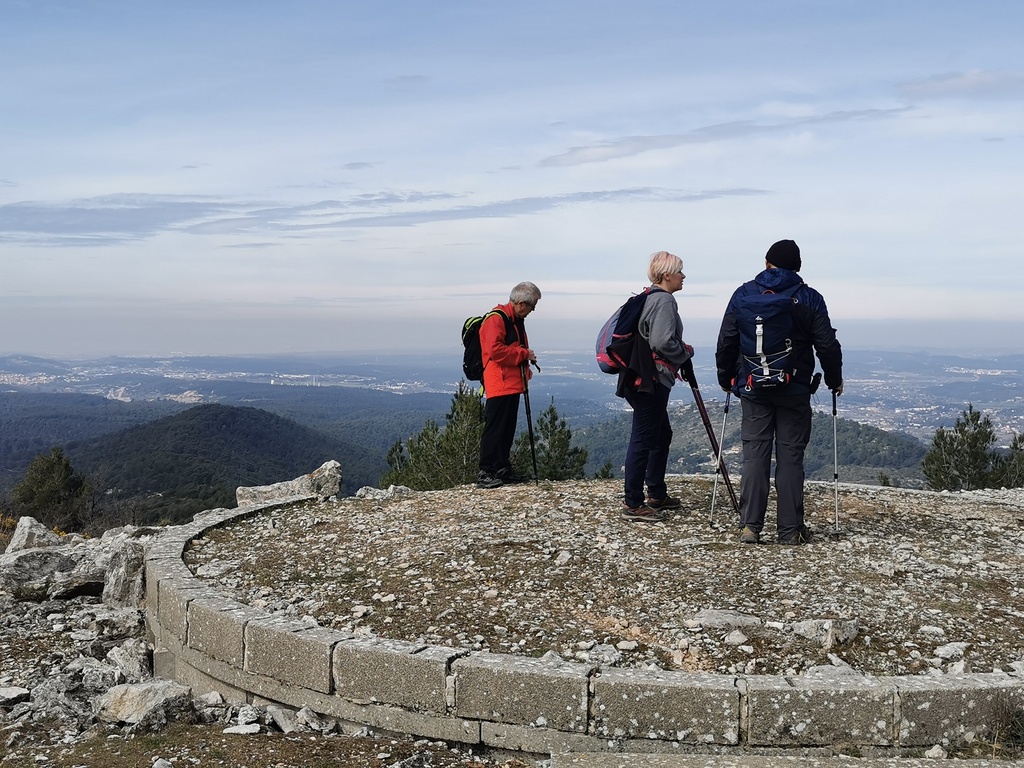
[1,348,1022,446]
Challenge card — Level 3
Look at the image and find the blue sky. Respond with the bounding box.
[1,1,1022,358]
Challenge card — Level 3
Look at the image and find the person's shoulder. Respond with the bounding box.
[641,291,677,319]
[794,282,829,311]
[727,279,758,303]
[645,289,676,307]
[795,281,824,299]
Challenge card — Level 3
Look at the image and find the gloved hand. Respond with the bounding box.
[831,380,844,396]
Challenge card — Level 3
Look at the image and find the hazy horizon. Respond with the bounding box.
[0,317,1019,362]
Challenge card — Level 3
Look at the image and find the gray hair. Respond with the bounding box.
[509,281,541,306]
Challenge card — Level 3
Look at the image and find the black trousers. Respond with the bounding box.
[622,383,672,508]
[739,393,812,540]
[479,393,521,475]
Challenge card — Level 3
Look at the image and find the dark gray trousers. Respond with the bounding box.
[739,393,812,540]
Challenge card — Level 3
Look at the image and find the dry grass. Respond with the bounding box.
[0,513,15,552]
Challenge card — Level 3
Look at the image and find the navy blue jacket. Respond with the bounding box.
[715,268,842,397]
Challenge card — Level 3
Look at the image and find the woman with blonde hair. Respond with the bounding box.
[621,251,693,521]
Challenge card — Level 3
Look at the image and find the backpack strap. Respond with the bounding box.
[480,309,521,379]
[486,308,518,345]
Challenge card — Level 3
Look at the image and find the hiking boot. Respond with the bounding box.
[778,525,814,545]
[621,503,667,522]
[739,526,760,545]
[475,471,503,489]
[497,468,530,485]
[645,494,682,511]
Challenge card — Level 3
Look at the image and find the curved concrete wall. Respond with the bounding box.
[145,498,1024,757]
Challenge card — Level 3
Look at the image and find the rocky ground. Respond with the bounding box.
[187,477,1024,679]
[0,523,529,767]
[4,477,1024,767]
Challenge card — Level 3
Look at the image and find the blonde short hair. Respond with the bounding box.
[647,251,683,283]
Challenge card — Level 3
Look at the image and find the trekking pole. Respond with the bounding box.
[832,389,840,535]
[681,361,740,516]
[708,392,732,528]
[521,364,539,484]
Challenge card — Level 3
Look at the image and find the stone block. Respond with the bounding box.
[172,651,248,704]
[454,652,592,732]
[480,720,610,755]
[745,673,895,746]
[332,638,457,713]
[549,758,980,768]
[894,673,1024,746]
[591,667,740,744]
[186,594,260,668]
[245,616,346,694]
[155,579,213,643]
[144,539,189,562]
[152,647,176,680]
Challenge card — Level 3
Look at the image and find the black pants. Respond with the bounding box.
[622,383,672,508]
[479,393,521,475]
[739,393,812,540]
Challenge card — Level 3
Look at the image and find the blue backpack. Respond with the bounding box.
[736,281,803,391]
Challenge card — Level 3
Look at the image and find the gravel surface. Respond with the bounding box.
[186,477,1024,678]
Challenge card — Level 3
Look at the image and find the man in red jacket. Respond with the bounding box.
[477,281,541,489]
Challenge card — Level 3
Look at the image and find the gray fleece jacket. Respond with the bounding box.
[638,288,692,389]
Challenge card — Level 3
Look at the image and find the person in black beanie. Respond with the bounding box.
[714,239,843,545]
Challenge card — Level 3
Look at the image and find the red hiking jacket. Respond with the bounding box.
[480,302,531,397]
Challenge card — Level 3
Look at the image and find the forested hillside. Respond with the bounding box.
[1,385,930,529]
[0,386,453,495]
[579,401,927,486]
[67,404,361,524]
[0,393,184,488]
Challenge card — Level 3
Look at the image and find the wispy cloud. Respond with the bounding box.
[900,70,1024,100]
[1,187,769,244]
[539,109,907,167]
[0,194,247,246]
[185,187,768,234]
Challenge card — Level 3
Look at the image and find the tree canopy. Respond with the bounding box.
[382,384,588,489]
[12,447,93,532]
[922,403,1003,491]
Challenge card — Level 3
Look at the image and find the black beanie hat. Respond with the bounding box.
[766,239,801,271]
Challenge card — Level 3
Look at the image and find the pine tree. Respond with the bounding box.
[381,382,485,490]
[12,447,94,532]
[511,399,588,481]
[922,404,1000,491]
[993,432,1024,489]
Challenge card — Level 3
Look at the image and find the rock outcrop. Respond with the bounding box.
[235,459,342,506]
[0,461,360,759]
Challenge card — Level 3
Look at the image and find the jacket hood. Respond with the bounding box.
[754,267,803,292]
